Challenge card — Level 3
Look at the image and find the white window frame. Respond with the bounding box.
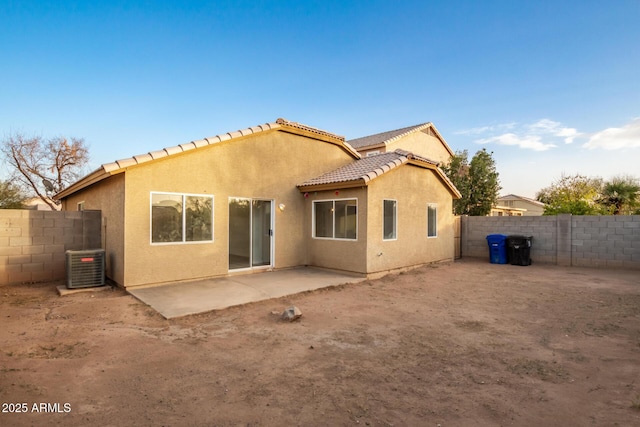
[150,192,214,245]
[382,199,397,241]
[312,198,358,241]
[427,203,438,238]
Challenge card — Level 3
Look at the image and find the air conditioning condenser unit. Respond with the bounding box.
[66,249,106,289]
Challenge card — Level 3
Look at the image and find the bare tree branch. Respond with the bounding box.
[1,133,89,210]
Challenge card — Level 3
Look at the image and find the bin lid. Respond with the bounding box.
[507,235,533,247]
[486,234,508,243]
[507,235,532,241]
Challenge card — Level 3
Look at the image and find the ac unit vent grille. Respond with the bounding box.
[66,249,105,289]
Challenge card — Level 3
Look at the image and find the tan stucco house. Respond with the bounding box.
[497,194,546,216]
[55,118,460,288]
[490,205,526,216]
[347,122,454,164]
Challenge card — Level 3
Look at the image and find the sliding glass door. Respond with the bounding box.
[228,198,272,270]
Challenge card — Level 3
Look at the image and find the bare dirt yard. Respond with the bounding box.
[1,259,639,426]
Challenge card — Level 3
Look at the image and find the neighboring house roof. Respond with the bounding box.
[492,205,527,213]
[25,197,55,211]
[499,194,545,207]
[55,118,360,200]
[347,122,454,156]
[297,149,461,198]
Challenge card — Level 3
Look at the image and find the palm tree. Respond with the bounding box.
[600,175,640,215]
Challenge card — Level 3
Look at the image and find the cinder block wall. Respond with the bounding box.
[572,215,640,269]
[461,214,640,269]
[0,209,102,285]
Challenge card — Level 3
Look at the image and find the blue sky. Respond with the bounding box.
[1,0,639,198]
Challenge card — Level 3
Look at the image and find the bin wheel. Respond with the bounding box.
[529,259,533,265]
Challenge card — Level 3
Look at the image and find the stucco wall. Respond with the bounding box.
[461,214,640,269]
[0,209,101,285]
[366,165,455,273]
[120,129,355,287]
[303,188,368,274]
[302,165,456,276]
[386,131,451,164]
[514,200,545,216]
[498,196,545,216]
[357,130,451,164]
[61,174,126,284]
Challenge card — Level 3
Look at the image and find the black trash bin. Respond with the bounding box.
[506,235,533,266]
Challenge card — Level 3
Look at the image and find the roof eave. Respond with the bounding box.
[278,127,359,159]
[434,168,462,199]
[357,143,386,152]
[54,166,115,200]
[350,122,455,158]
[277,118,361,160]
[56,118,361,200]
[297,179,368,193]
[404,158,461,199]
[424,123,455,157]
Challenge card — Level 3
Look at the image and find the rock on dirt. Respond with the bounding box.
[280,305,302,321]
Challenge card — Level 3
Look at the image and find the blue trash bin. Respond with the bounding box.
[486,234,508,264]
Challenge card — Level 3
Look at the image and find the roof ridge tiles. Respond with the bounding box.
[346,123,430,148]
[383,123,432,145]
[102,119,350,179]
[276,117,345,141]
[298,150,410,188]
[55,118,358,200]
[346,122,454,157]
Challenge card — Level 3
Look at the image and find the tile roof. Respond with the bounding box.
[347,122,455,158]
[347,123,429,149]
[298,149,461,198]
[393,149,440,166]
[299,151,407,188]
[275,118,346,141]
[298,150,440,189]
[101,118,349,173]
[55,118,358,200]
[499,194,546,206]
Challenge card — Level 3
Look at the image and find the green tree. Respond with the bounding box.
[1,133,89,210]
[442,148,501,216]
[536,174,605,215]
[0,180,27,209]
[441,149,470,215]
[599,175,640,215]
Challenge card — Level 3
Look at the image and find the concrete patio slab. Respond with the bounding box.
[128,267,366,319]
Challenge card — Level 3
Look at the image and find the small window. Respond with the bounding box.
[366,150,381,157]
[313,199,357,240]
[314,201,333,238]
[427,204,437,238]
[383,199,397,240]
[77,201,85,211]
[151,192,213,244]
[185,195,214,242]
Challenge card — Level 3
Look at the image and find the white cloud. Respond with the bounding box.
[556,127,578,144]
[466,118,581,150]
[528,119,560,132]
[583,117,640,150]
[476,133,557,151]
[455,122,516,136]
[528,119,579,144]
